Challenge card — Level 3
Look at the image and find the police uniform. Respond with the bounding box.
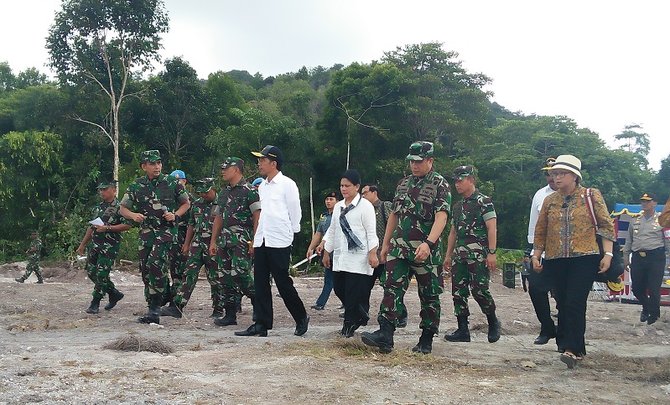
[362,141,451,354]
[120,150,190,323]
[623,193,669,325]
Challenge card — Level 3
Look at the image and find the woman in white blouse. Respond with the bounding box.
[323,170,379,337]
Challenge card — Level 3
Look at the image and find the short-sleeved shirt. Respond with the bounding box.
[91,199,126,247]
[217,180,261,247]
[188,194,218,245]
[452,189,496,261]
[388,170,451,263]
[315,211,333,235]
[120,173,189,229]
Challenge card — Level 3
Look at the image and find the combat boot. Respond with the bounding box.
[412,328,436,354]
[397,315,408,328]
[36,274,44,284]
[138,295,161,324]
[487,312,501,343]
[105,288,124,310]
[86,297,101,314]
[160,302,183,318]
[361,318,395,353]
[444,316,471,342]
[214,305,238,326]
[14,277,25,283]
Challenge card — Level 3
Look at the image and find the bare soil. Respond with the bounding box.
[1,261,669,404]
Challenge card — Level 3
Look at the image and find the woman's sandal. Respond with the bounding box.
[560,352,581,369]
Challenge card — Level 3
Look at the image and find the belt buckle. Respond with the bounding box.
[639,251,647,257]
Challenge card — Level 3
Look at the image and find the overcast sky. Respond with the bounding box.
[2,0,668,169]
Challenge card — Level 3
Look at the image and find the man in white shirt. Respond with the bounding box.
[526,158,557,345]
[235,145,309,337]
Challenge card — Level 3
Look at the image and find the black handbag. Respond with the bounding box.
[585,188,624,283]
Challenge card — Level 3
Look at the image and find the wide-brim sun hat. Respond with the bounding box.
[549,154,582,179]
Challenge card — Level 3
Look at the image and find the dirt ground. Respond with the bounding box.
[1,261,669,405]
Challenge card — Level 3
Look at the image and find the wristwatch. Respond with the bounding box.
[424,239,437,250]
[487,247,497,254]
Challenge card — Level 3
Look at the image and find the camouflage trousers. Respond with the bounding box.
[173,241,222,311]
[216,241,255,308]
[85,243,120,299]
[138,227,173,303]
[21,259,42,281]
[451,259,496,317]
[168,243,188,300]
[378,256,443,331]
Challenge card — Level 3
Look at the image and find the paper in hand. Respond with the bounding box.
[89,217,104,226]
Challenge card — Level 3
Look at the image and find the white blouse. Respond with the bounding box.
[323,194,379,275]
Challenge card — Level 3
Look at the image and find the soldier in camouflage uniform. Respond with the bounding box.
[76,181,131,314]
[166,169,191,305]
[162,178,221,318]
[16,231,44,284]
[362,141,451,354]
[443,165,501,343]
[210,157,261,327]
[120,150,191,324]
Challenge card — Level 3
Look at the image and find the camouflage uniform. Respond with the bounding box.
[120,155,189,306]
[378,144,451,333]
[167,193,192,300]
[215,177,261,310]
[85,199,126,299]
[450,188,497,317]
[173,183,220,311]
[18,236,43,283]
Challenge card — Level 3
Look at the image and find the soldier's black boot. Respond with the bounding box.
[36,274,44,284]
[361,318,395,354]
[105,288,124,310]
[138,295,161,324]
[412,328,436,354]
[160,301,183,318]
[214,305,238,326]
[14,277,25,283]
[86,297,101,314]
[487,312,501,343]
[444,316,471,342]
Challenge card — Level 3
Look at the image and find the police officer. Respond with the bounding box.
[210,157,261,327]
[76,181,131,314]
[443,165,501,343]
[15,231,44,284]
[161,178,221,318]
[120,150,190,324]
[362,141,451,354]
[623,192,669,325]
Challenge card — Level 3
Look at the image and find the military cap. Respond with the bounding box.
[96,180,117,189]
[406,141,434,161]
[639,192,656,201]
[140,149,161,163]
[542,157,556,171]
[453,165,476,181]
[220,157,245,171]
[194,178,215,193]
[251,145,284,165]
[325,191,338,199]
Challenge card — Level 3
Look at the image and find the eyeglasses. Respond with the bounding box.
[549,170,572,178]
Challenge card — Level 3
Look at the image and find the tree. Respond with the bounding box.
[46,0,169,184]
[614,124,650,169]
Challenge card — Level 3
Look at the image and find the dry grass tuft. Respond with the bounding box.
[103,334,174,354]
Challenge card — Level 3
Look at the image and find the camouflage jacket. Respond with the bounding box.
[28,238,42,261]
[175,192,194,244]
[91,199,126,248]
[120,173,189,230]
[389,170,451,263]
[216,180,261,247]
[188,193,219,245]
[452,189,496,261]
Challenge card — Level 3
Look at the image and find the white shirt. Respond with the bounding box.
[253,172,301,248]
[528,184,555,244]
[323,194,379,275]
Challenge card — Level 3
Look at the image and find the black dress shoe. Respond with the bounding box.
[234,323,268,337]
[640,311,649,323]
[534,335,551,345]
[295,315,310,336]
[647,316,658,325]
